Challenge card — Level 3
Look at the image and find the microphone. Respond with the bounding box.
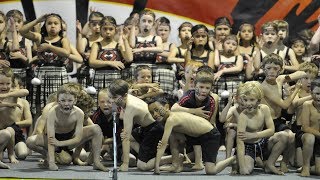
[111,104,118,180]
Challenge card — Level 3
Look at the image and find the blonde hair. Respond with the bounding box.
[185,59,204,69]
[299,62,318,77]
[238,81,263,100]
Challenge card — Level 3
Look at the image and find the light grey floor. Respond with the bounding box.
[0,151,317,180]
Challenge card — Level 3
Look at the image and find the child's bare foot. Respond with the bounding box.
[73,158,87,166]
[0,161,10,169]
[231,162,238,175]
[300,166,310,177]
[265,162,284,175]
[48,162,58,171]
[9,155,19,164]
[93,162,108,172]
[191,163,204,171]
[160,164,183,173]
[280,161,288,173]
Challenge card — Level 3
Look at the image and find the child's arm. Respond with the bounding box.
[119,32,133,63]
[120,109,134,171]
[38,37,71,58]
[171,103,210,120]
[301,101,320,137]
[220,95,233,123]
[167,47,185,63]
[245,54,255,80]
[288,95,312,114]
[8,17,19,51]
[68,44,83,64]
[19,14,48,44]
[88,43,125,70]
[15,100,32,128]
[236,112,247,174]
[0,89,29,98]
[132,36,163,53]
[76,20,87,54]
[209,93,219,125]
[139,88,164,100]
[283,48,299,72]
[0,102,21,109]
[214,55,243,81]
[207,51,215,70]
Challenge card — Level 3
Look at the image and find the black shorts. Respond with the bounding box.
[295,130,304,148]
[273,118,290,132]
[243,138,270,161]
[132,122,164,163]
[55,129,75,154]
[314,137,320,157]
[185,128,220,163]
[10,123,25,144]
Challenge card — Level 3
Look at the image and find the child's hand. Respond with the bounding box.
[120,130,127,141]
[38,14,50,23]
[9,51,25,60]
[132,48,142,53]
[48,137,61,146]
[76,20,82,34]
[0,60,10,67]
[8,17,16,32]
[89,6,98,14]
[147,83,160,89]
[38,43,50,52]
[214,70,224,82]
[110,61,125,70]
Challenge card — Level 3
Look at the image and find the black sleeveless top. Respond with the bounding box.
[191,50,210,65]
[96,42,123,71]
[133,36,157,64]
[155,43,172,65]
[37,36,66,67]
[0,38,9,61]
[9,37,28,68]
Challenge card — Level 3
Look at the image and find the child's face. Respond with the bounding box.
[89,16,102,35]
[240,95,259,113]
[262,29,278,45]
[215,24,231,40]
[278,28,287,40]
[264,63,281,80]
[301,72,315,92]
[193,28,208,46]
[98,92,112,115]
[45,16,61,36]
[179,26,191,41]
[101,25,116,39]
[0,15,6,34]
[240,25,254,41]
[148,101,168,122]
[139,14,154,34]
[156,25,170,41]
[137,69,152,83]
[0,75,11,93]
[223,39,237,54]
[194,82,212,102]
[58,93,76,114]
[312,86,320,105]
[184,65,198,84]
[291,41,306,57]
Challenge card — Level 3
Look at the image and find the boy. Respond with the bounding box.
[149,98,235,175]
[261,53,305,173]
[300,77,320,176]
[107,79,164,171]
[236,81,275,175]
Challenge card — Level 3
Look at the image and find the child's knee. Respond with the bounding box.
[137,160,150,171]
[302,133,315,146]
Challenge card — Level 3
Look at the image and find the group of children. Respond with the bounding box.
[0,6,319,177]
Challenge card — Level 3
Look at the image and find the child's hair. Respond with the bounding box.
[6,9,23,20]
[191,24,210,50]
[178,22,193,32]
[274,20,289,30]
[223,34,238,45]
[185,59,204,69]
[214,16,231,28]
[134,65,151,79]
[262,53,283,68]
[261,21,278,33]
[88,11,104,21]
[40,13,64,37]
[238,81,263,100]
[298,62,318,77]
[0,11,7,38]
[108,79,129,96]
[156,16,171,30]
[194,70,214,85]
[76,90,94,120]
[124,16,135,26]
[297,29,314,43]
[139,9,156,21]
[56,84,78,99]
[0,67,13,78]
[147,93,176,108]
[289,36,307,48]
[12,74,23,88]
[238,23,257,46]
[311,78,320,91]
[100,16,117,27]
[197,65,214,75]
[56,82,83,99]
[47,92,57,103]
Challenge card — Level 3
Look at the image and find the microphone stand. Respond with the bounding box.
[112,105,118,180]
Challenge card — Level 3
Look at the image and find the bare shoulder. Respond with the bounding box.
[73,106,84,115]
[209,92,219,100]
[259,104,270,111]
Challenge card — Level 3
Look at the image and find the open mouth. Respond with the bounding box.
[144,28,148,32]
[63,107,71,111]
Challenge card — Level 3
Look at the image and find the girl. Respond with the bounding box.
[131,9,163,80]
[0,11,12,68]
[154,17,176,94]
[185,24,214,69]
[237,23,259,80]
[210,17,232,51]
[19,13,71,115]
[89,16,132,91]
[290,37,308,64]
[76,11,104,86]
[214,34,243,111]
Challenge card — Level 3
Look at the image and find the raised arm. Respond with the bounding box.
[20,14,48,44]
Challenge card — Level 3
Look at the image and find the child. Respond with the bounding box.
[273,20,299,73]
[185,24,214,69]
[236,81,275,175]
[210,17,232,51]
[89,16,132,90]
[131,9,163,80]
[130,65,163,101]
[154,17,176,94]
[290,37,308,64]
[214,34,243,112]
[0,11,14,68]
[19,13,71,115]
[76,11,104,86]
[171,69,219,170]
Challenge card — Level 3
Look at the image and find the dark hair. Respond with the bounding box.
[100,16,117,27]
[12,74,23,88]
[40,13,63,38]
[262,53,283,68]
[197,65,214,75]
[178,22,193,32]
[108,79,129,96]
[297,29,314,43]
[214,17,231,27]
[191,24,210,50]
[311,78,320,91]
[157,16,171,30]
[6,9,23,20]
[146,93,176,108]
[238,23,257,46]
[134,65,151,79]
[89,11,104,21]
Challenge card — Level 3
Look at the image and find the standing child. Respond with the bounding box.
[210,17,232,51]
[290,37,308,64]
[19,13,71,115]
[0,11,13,68]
